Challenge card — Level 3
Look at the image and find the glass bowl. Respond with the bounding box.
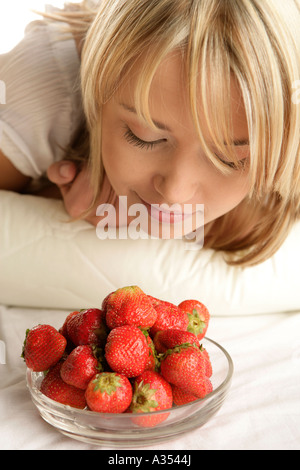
[26,337,233,447]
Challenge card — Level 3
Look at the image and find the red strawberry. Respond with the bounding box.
[59,310,80,339]
[150,300,189,337]
[204,376,213,394]
[85,372,132,413]
[178,300,210,340]
[40,362,87,409]
[129,370,173,427]
[105,325,149,378]
[147,295,162,307]
[171,378,213,405]
[59,310,80,353]
[22,324,67,372]
[101,290,114,312]
[160,344,210,398]
[201,346,213,378]
[171,385,198,406]
[153,329,200,354]
[67,308,108,347]
[60,345,100,390]
[105,285,157,329]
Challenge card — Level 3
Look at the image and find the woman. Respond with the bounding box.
[0,0,299,266]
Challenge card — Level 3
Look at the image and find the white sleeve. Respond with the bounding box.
[0,20,82,179]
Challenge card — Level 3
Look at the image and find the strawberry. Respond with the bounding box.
[178,300,210,340]
[153,330,212,377]
[105,285,157,329]
[40,362,87,409]
[105,325,149,378]
[147,295,162,308]
[22,324,67,372]
[171,378,213,405]
[153,329,200,354]
[201,346,213,378]
[85,372,132,413]
[60,345,101,390]
[59,310,80,339]
[59,310,80,353]
[150,300,189,337]
[67,308,108,347]
[101,290,114,312]
[160,344,211,398]
[171,385,198,406]
[204,376,213,394]
[129,370,173,427]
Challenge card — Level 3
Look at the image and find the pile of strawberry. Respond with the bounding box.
[22,285,212,427]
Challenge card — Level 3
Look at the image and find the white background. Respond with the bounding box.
[0,1,81,54]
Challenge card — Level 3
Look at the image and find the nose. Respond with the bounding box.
[153,149,199,205]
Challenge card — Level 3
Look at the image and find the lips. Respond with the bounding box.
[139,198,195,224]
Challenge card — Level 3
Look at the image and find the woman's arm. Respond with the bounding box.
[0,149,31,191]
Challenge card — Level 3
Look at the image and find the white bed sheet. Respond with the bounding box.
[1,304,299,450]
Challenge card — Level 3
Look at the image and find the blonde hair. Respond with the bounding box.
[39,0,300,266]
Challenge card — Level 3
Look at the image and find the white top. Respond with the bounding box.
[0,19,82,178]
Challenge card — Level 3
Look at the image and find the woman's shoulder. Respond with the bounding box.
[0,20,82,178]
[23,19,81,97]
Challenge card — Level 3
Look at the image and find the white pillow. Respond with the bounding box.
[0,189,299,315]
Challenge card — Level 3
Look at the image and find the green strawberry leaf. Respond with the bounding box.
[187,309,206,336]
[21,328,30,360]
[158,342,198,362]
[130,380,159,412]
[92,372,122,395]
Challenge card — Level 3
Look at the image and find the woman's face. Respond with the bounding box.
[101,52,250,239]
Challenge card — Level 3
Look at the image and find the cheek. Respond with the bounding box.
[101,130,151,195]
[102,131,130,184]
[102,138,120,176]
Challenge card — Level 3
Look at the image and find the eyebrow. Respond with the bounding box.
[120,103,249,146]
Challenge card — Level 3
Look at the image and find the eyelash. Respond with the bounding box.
[123,126,248,170]
[123,126,165,150]
[217,156,248,170]
[217,155,248,171]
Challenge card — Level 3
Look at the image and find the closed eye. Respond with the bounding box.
[123,126,166,150]
[217,155,248,170]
